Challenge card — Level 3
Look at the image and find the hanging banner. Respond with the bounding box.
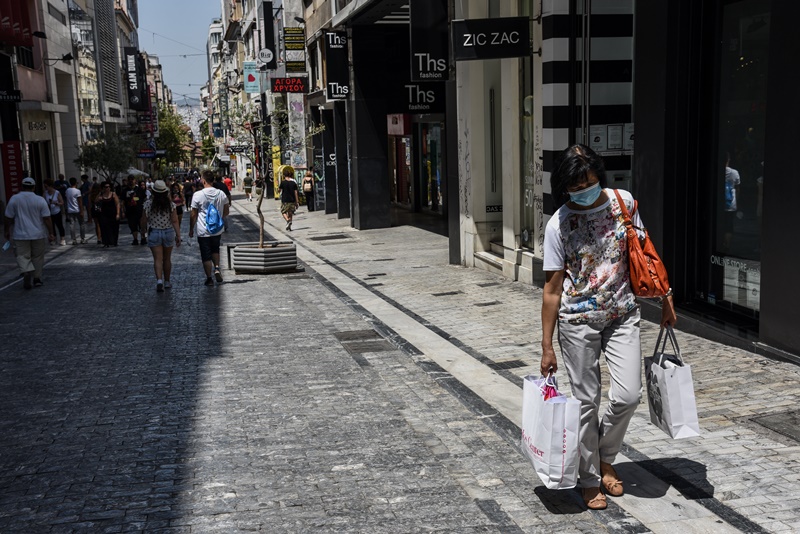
[409,0,449,81]
[452,17,531,61]
[324,31,349,101]
[1,140,23,200]
[124,48,148,111]
[243,61,260,93]
[259,1,277,70]
[0,0,33,47]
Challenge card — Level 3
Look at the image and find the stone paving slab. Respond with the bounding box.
[0,200,627,532]
[232,199,800,533]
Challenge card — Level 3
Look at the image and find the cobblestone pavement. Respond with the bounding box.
[1,197,799,533]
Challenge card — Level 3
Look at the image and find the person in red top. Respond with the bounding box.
[223,176,233,193]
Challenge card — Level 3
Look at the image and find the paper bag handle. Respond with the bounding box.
[654,325,684,365]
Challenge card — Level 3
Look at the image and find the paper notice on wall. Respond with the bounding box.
[722,257,760,312]
[607,124,623,150]
[589,125,607,152]
[624,123,634,151]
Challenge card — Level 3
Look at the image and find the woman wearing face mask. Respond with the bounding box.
[540,144,676,510]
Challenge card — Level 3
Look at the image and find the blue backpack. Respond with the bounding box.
[206,194,224,234]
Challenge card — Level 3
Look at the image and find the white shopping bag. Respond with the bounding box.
[645,326,701,439]
[521,375,581,489]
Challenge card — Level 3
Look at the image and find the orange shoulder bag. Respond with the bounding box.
[614,190,671,298]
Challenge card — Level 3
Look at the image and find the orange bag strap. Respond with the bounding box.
[614,189,639,226]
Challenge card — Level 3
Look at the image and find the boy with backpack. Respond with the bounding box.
[189,170,229,286]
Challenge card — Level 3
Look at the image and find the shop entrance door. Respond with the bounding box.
[389,136,412,207]
[415,122,444,214]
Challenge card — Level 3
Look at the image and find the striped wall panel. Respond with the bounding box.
[541,0,634,215]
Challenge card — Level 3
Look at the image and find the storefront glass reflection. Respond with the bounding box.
[707,0,769,315]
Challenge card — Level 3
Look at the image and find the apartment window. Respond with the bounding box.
[48,3,67,25]
[17,46,35,69]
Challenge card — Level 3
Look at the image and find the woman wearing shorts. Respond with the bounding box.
[141,180,181,292]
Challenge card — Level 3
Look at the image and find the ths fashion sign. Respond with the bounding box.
[409,0,449,81]
[324,31,349,101]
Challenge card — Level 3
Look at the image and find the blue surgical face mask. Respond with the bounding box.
[569,182,602,206]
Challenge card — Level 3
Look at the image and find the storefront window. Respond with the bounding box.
[706,0,769,316]
[520,1,536,250]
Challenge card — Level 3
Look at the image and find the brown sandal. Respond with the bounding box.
[582,487,607,510]
[600,462,624,497]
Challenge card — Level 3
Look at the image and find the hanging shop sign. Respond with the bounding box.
[283,27,306,73]
[391,82,446,114]
[409,0,449,81]
[124,47,148,111]
[452,17,530,61]
[1,141,24,199]
[324,31,349,101]
[0,0,33,47]
[270,76,308,94]
[243,61,260,93]
[259,1,277,70]
[0,90,22,102]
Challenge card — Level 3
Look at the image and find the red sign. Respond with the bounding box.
[270,77,308,94]
[0,0,34,47]
[2,141,24,199]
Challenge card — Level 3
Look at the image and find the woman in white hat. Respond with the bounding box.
[140,179,181,292]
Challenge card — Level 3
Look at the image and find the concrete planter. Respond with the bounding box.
[231,241,297,274]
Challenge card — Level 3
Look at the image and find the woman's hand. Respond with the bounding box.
[540,345,558,377]
[660,296,677,327]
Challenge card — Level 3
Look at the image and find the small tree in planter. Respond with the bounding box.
[226,99,323,248]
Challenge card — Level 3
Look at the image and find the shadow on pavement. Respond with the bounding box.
[0,210,261,531]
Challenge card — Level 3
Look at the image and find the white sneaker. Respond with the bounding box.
[164,280,172,289]
[59,239,66,246]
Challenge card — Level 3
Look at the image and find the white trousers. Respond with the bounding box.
[558,308,642,488]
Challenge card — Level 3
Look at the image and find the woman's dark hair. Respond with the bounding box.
[150,190,172,215]
[550,144,607,208]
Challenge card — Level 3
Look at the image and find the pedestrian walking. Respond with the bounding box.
[64,177,86,245]
[189,170,229,286]
[96,181,121,247]
[141,180,181,292]
[171,182,185,227]
[122,177,147,245]
[279,167,299,231]
[539,144,676,510]
[223,175,233,193]
[302,171,315,212]
[3,177,55,289]
[54,174,69,206]
[79,175,92,224]
[243,171,253,201]
[183,179,194,211]
[88,182,103,244]
[43,178,66,246]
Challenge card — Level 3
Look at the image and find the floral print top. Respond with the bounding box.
[542,189,643,324]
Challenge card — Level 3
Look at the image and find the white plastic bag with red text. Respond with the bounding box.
[521,375,581,489]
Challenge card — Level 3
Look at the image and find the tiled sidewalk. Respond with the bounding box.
[238,198,800,533]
